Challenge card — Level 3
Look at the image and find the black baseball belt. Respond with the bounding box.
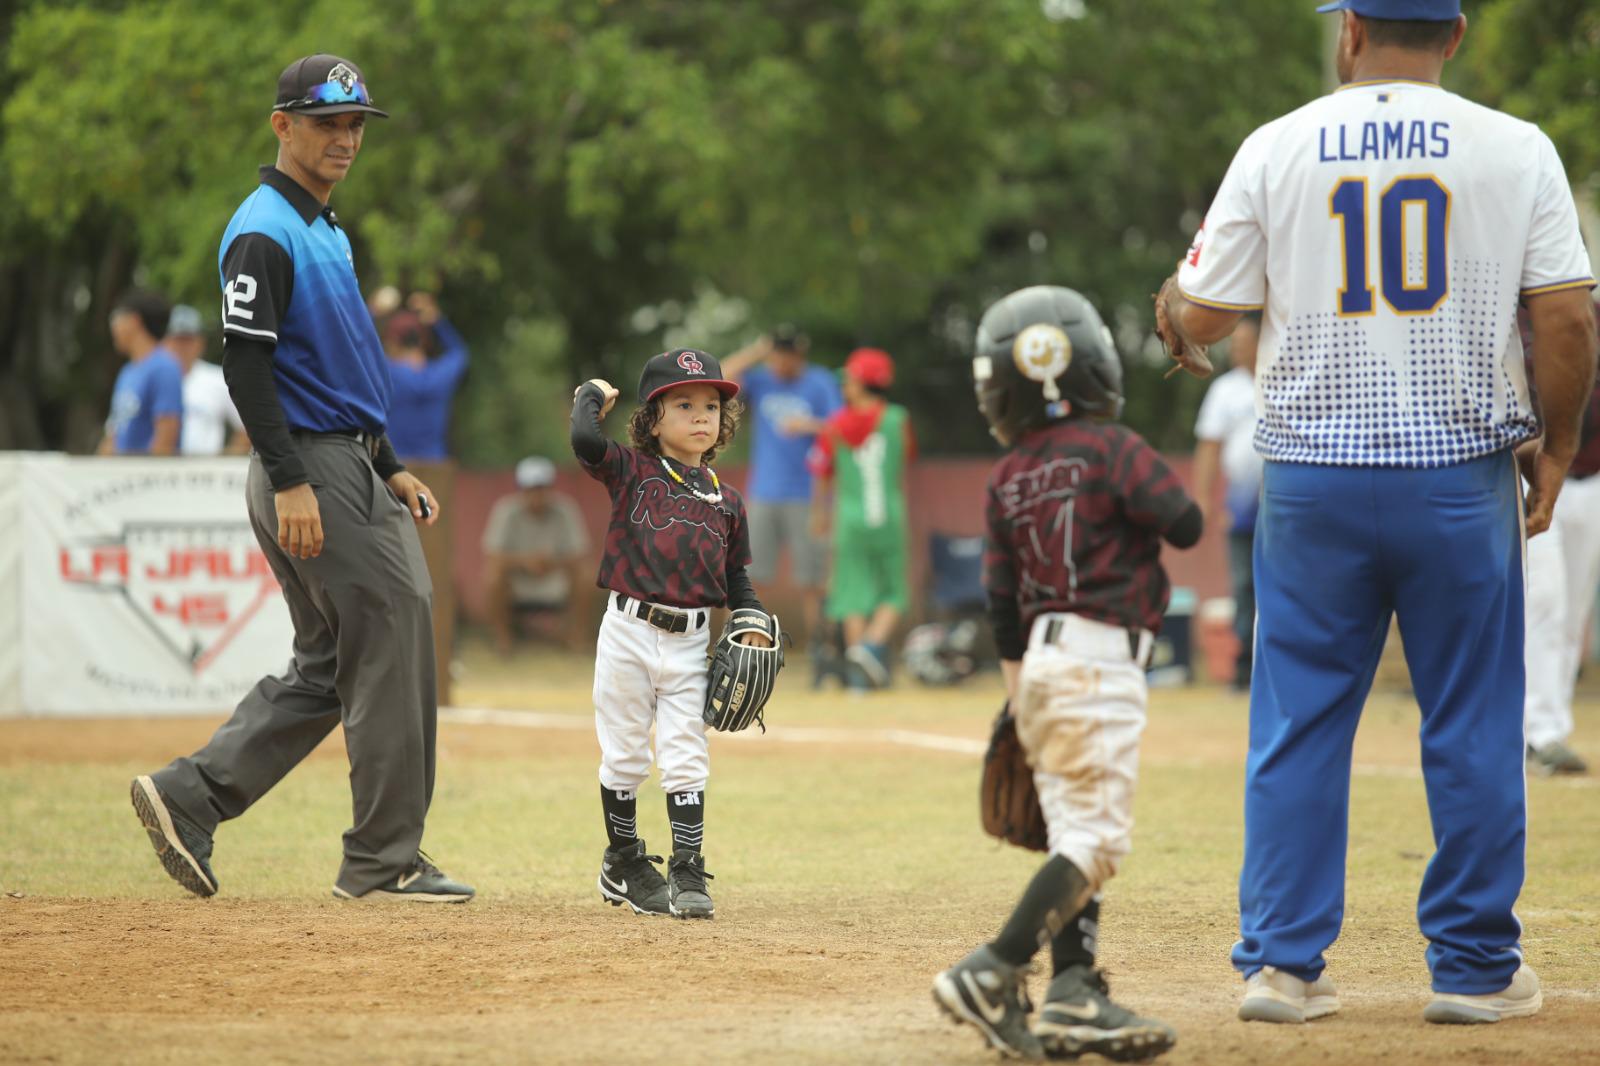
[612,593,707,635]
[291,427,379,459]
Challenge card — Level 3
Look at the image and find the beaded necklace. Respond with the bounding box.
[660,456,723,505]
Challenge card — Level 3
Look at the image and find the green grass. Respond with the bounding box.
[4,666,1597,1066]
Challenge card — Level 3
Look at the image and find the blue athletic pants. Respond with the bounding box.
[1232,450,1527,995]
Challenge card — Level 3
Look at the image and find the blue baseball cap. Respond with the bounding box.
[1315,0,1460,17]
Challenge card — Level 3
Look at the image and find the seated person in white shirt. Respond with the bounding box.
[482,456,592,655]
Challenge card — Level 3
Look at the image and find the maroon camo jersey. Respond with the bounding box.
[985,420,1195,635]
[582,442,752,608]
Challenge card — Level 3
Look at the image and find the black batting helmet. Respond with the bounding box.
[972,285,1124,445]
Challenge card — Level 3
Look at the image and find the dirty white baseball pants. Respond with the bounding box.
[1013,612,1152,891]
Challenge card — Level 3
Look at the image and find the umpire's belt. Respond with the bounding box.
[1030,612,1154,669]
[290,427,379,460]
[611,593,708,634]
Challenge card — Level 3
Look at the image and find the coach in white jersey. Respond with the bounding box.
[1158,0,1598,1027]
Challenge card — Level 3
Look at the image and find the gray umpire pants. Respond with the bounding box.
[152,434,437,895]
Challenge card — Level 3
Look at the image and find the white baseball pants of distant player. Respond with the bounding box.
[593,593,712,794]
[1525,474,1600,749]
[1013,611,1154,891]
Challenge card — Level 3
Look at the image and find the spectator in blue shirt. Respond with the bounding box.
[100,290,184,455]
[382,291,469,461]
[722,325,842,645]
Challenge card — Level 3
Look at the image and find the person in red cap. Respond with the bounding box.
[809,347,914,689]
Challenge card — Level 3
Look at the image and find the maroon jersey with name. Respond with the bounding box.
[582,442,753,608]
[985,420,1195,635]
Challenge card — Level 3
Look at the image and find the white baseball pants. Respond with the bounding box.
[1525,474,1600,749]
[1013,612,1151,891]
[593,595,712,794]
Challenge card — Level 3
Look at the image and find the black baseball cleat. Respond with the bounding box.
[667,848,715,919]
[1033,966,1176,1061]
[597,840,670,915]
[332,852,474,903]
[932,945,1043,1060]
[130,775,218,898]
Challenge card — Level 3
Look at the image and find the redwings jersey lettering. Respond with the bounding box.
[583,442,752,608]
[985,421,1193,633]
[1179,80,1595,468]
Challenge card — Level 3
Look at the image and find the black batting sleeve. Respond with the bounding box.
[1163,502,1204,549]
[724,566,765,612]
[988,592,1025,662]
[983,479,1024,659]
[220,231,305,490]
[223,335,306,491]
[570,382,609,466]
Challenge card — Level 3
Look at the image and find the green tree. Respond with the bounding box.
[1454,0,1600,188]
[1,0,1323,459]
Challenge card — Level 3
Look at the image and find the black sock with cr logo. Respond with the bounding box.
[1051,895,1101,975]
[600,785,638,850]
[667,790,705,853]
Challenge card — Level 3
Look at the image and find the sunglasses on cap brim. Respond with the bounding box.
[276,78,377,110]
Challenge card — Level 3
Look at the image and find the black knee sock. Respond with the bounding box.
[1050,894,1101,975]
[667,790,704,853]
[990,855,1092,967]
[600,785,638,850]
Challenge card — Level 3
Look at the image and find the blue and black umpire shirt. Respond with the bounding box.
[218,165,395,488]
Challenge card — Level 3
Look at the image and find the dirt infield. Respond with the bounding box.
[5,893,1597,1066]
[2,666,1597,1065]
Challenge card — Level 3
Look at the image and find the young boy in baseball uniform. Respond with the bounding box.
[933,287,1202,1060]
[569,348,770,919]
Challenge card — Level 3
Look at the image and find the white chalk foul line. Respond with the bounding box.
[441,706,986,756]
[439,706,1599,787]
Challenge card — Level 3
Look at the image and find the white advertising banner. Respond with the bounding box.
[0,454,24,714]
[15,455,294,716]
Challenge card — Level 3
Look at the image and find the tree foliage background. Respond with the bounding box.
[1,0,1595,462]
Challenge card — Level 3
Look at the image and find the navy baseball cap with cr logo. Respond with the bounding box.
[637,349,740,403]
[274,54,390,117]
[1315,0,1460,17]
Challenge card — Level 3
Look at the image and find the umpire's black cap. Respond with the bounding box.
[274,55,390,118]
[638,349,741,403]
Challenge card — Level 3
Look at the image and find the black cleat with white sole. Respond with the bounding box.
[130,775,218,898]
[1034,965,1176,1061]
[932,945,1043,1060]
[598,840,671,915]
[332,852,474,903]
[667,849,715,919]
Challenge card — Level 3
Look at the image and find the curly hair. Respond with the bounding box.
[628,394,744,464]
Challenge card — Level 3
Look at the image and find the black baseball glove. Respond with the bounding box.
[703,608,786,733]
[980,701,1049,852]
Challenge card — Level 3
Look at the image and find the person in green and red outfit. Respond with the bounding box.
[808,348,914,690]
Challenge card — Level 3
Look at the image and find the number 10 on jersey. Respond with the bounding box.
[1330,175,1451,316]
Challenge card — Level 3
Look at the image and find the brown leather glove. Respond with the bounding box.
[980,701,1049,852]
[1154,273,1215,379]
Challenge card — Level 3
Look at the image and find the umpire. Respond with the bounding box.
[130,54,472,903]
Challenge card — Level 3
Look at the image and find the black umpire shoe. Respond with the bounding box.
[598,840,670,915]
[667,848,715,919]
[1033,965,1176,1061]
[332,852,474,903]
[932,945,1043,1060]
[130,775,218,898]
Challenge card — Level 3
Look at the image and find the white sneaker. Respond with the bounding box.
[1238,966,1340,1023]
[1423,964,1542,1024]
